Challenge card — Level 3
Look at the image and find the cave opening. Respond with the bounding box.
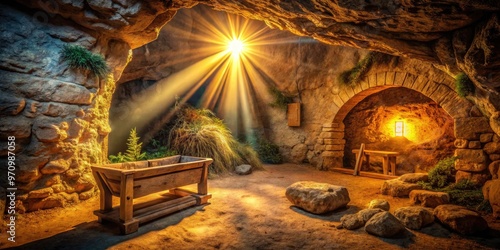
[342,87,455,175]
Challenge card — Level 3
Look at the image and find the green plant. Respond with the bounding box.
[255,138,282,164]
[109,152,127,163]
[108,127,146,163]
[455,73,475,97]
[427,156,457,188]
[168,107,262,175]
[125,127,146,161]
[269,86,293,110]
[338,52,392,86]
[61,44,109,78]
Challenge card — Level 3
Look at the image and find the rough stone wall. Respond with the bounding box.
[0,3,131,212]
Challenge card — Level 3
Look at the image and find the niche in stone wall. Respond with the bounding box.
[343,87,455,174]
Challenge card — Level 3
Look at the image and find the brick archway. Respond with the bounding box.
[315,71,495,179]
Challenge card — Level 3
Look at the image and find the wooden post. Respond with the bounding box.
[120,173,134,222]
[197,162,209,195]
[353,143,365,176]
[389,156,397,176]
[92,171,112,212]
[382,156,389,175]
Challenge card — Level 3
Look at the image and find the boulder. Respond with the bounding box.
[365,211,406,238]
[367,199,390,211]
[285,181,350,214]
[381,179,422,197]
[434,205,488,235]
[235,164,252,175]
[394,206,434,230]
[454,149,488,172]
[409,190,450,208]
[482,180,500,218]
[290,144,308,163]
[340,213,364,230]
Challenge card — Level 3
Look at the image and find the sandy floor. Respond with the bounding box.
[1,164,499,249]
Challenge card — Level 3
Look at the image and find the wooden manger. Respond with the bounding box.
[91,155,213,234]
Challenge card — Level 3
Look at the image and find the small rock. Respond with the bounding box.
[340,213,364,230]
[394,206,434,230]
[285,181,350,214]
[398,173,428,183]
[381,179,422,197]
[409,190,449,208]
[235,164,252,175]
[368,199,390,211]
[358,208,384,223]
[489,161,500,180]
[434,204,488,235]
[365,211,406,238]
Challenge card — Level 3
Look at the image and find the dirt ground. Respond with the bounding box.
[1,164,499,250]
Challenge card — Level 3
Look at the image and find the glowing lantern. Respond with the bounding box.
[395,121,404,137]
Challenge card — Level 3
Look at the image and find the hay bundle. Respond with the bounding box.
[168,107,262,175]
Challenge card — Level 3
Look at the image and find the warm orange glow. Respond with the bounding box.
[227,39,244,56]
[395,121,404,137]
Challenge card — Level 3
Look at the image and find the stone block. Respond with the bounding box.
[455,117,493,140]
[454,139,468,149]
[28,187,53,199]
[434,205,488,235]
[394,206,434,230]
[455,170,491,186]
[367,199,390,211]
[468,141,482,149]
[483,180,500,218]
[325,144,344,151]
[314,144,325,151]
[480,133,494,143]
[321,151,343,158]
[484,142,500,154]
[409,190,449,208]
[285,181,350,214]
[381,179,422,197]
[323,139,345,145]
[454,149,488,172]
[41,159,70,174]
[319,131,344,139]
[316,139,324,145]
[490,154,500,161]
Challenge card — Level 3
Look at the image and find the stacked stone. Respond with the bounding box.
[454,113,499,186]
[314,123,345,170]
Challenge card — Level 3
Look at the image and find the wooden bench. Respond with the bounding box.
[352,149,399,176]
[91,155,212,234]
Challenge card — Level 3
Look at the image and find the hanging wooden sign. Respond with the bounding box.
[287,103,301,127]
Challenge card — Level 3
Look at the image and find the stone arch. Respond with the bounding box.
[316,71,495,176]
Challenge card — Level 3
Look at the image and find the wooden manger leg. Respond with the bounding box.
[389,156,397,176]
[119,173,139,234]
[382,156,389,175]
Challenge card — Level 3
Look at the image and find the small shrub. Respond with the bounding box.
[109,152,127,163]
[338,52,392,86]
[255,138,282,164]
[427,156,456,188]
[269,86,293,110]
[455,73,475,97]
[447,189,484,209]
[61,44,109,77]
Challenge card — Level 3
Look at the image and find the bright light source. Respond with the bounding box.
[228,39,244,55]
[395,121,404,137]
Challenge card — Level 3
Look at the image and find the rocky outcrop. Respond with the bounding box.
[434,205,489,235]
[394,206,434,230]
[285,181,350,214]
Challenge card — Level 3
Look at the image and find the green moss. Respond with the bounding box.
[255,138,282,164]
[61,44,109,78]
[427,156,456,188]
[338,52,392,86]
[455,73,475,97]
[269,86,293,110]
